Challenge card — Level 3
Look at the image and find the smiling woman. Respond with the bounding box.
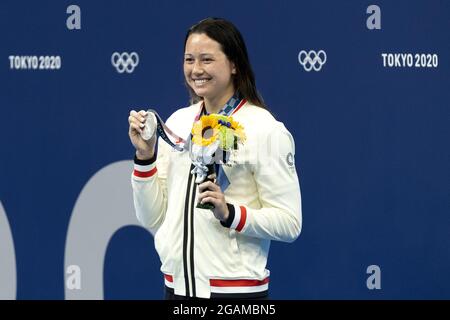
[184,33,237,114]
[128,17,302,300]
[183,18,267,112]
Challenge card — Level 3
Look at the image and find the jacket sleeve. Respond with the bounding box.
[131,138,171,235]
[221,123,302,243]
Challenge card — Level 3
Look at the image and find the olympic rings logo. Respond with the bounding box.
[111,52,139,73]
[298,50,327,72]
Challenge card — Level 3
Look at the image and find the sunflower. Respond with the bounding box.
[191,115,220,147]
[191,114,246,149]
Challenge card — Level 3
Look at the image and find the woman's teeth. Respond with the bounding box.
[194,79,210,85]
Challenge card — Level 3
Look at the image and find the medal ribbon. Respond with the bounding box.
[147,109,186,152]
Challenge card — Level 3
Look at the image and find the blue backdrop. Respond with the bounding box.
[0,0,449,299]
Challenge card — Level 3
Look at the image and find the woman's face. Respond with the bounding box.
[184,33,236,104]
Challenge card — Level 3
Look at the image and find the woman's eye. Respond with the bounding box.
[184,58,194,63]
[203,58,213,63]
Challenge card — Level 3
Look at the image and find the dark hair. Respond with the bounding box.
[184,17,267,109]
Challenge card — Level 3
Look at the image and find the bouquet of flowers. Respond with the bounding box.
[190,114,246,195]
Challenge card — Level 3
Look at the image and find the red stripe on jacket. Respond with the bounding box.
[134,167,157,178]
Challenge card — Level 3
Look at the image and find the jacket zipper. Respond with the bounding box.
[182,165,196,297]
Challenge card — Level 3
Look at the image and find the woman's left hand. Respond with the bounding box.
[197,174,229,222]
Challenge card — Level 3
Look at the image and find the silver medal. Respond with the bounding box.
[141,110,157,141]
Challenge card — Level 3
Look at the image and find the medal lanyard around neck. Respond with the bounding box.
[195,93,247,120]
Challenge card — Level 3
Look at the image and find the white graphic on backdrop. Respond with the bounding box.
[64,160,143,299]
[66,5,81,30]
[381,53,439,68]
[366,265,381,290]
[8,56,62,70]
[298,50,327,72]
[366,5,381,30]
[111,52,139,73]
[0,202,16,299]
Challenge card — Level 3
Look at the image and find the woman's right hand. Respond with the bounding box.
[128,110,157,160]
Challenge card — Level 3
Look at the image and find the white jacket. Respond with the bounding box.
[131,101,302,299]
